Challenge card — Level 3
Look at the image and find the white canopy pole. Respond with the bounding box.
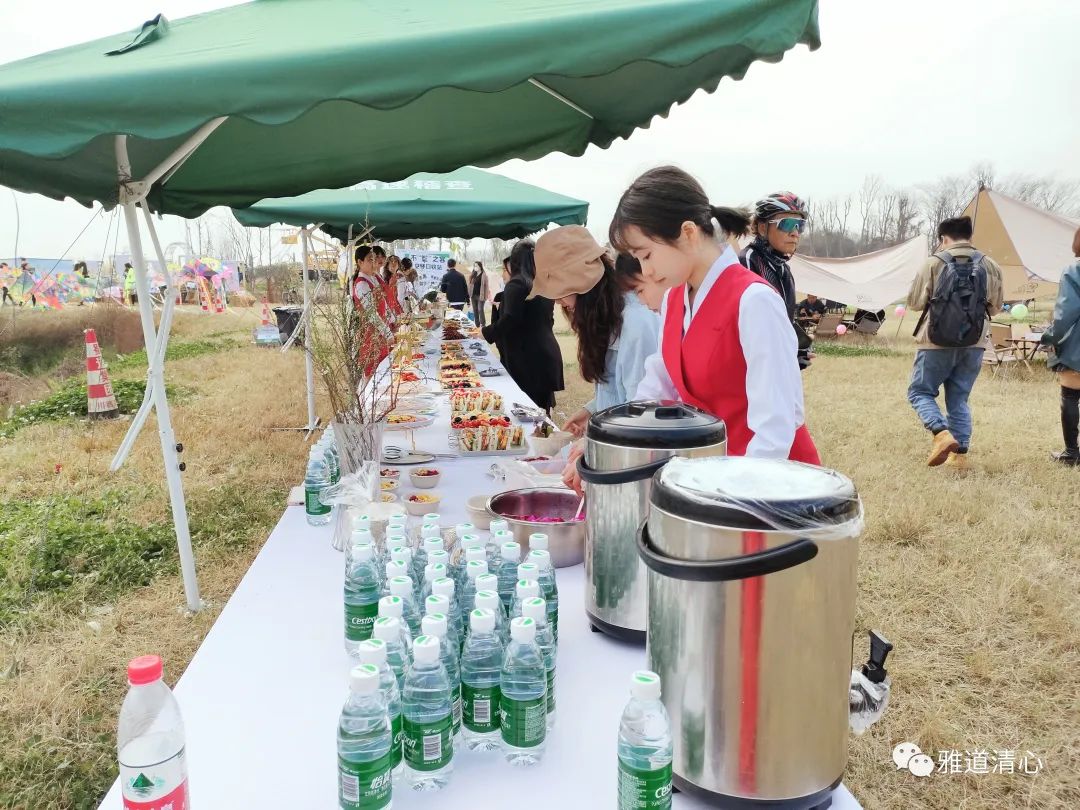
[300,226,318,435]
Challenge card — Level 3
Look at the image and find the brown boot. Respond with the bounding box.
[943,451,969,471]
[927,430,959,466]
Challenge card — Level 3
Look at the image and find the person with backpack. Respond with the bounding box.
[906,216,1003,468]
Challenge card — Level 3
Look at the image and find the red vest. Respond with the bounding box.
[662,263,820,464]
[353,275,398,375]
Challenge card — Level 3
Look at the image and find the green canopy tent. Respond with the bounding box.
[234,167,589,242]
[0,0,820,612]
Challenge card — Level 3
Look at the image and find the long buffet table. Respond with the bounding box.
[100,329,861,809]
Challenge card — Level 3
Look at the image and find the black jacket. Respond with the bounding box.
[439,269,469,305]
[482,276,564,409]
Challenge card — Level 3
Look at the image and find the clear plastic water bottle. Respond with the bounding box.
[118,656,189,810]
[424,594,460,654]
[322,437,341,487]
[500,617,547,766]
[419,563,448,604]
[459,560,488,621]
[421,523,442,541]
[345,543,383,656]
[421,614,461,741]
[389,548,421,601]
[403,636,454,791]
[460,608,504,753]
[428,551,451,588]
[509,562,540,618]
[357,640,404,781]
[488,527,513,570]
[304,449,332,526]
[510,579,541,621]
[421,536,443,571]
[457,536,483,588]
[617,671,673,810]
[422,512,441,526]
[337,664,393,810]
[496,542,521,615]
[475,590,509,647]
[382,561,408,597]
[377,596,414,658]
[373,616,410,693]
[388,576,423,640]
[431,577,460,642]
[528,548,559,642]
[523,597,557,730]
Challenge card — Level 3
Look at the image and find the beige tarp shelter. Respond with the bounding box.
[788,236,925,311]
[963,188,1079,301]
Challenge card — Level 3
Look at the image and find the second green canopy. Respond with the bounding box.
[233,167,589,241]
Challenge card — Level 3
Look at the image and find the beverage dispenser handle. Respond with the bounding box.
[577,455,670,486]
[637,523,818,581]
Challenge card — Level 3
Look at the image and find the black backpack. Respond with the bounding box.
[914,250,989,347]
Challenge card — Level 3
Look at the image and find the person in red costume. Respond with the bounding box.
[350,244,400,375]
[609,165,820,465]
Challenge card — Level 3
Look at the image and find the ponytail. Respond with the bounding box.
[610,165,749,250]
[509,239,537,286]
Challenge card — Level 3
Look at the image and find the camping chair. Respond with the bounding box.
[852,314,884,336]
[984,322,1020,375]
[813,312,844,338]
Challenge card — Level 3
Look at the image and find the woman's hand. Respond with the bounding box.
[562,440,586,496]
[562,408,590,438]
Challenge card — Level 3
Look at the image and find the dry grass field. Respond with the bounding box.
[0,305,1077,809]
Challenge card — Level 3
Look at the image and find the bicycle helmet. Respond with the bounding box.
[754,192,808,222]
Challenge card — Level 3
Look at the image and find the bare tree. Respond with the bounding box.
[858,175,884,246]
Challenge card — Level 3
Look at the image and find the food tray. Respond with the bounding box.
[447,431,527,457]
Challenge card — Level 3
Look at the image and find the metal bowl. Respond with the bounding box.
[486,487,584,568]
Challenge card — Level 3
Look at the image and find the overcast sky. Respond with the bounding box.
[1,0,1077,260]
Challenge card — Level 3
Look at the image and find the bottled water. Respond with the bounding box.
[421,614,462,740]
[389,548,422,601]
[510,579,541,621]
[475,590,509,647]
[488,527,513,570]
[345,543,382,655]
[500,617,547,766]
[357,640,404,781]
[475,572,499,596]
[337,664,393,810]
[431,577,460,642]
[457,536,483,588]
[322,437,341,486]
[118,656,189,810]
[403,636,454,791]
[373,616,410,692]
[523,597,557,730]
[377,595,414,657]
[428,551,451,589]
[459,560,488,622]
[388,576,423,640]
[496,542,522,615]
[421,524,442,541]
[422,512,442,526]
[509,563,539,619]
[528,549,559,642]
[304,450,332,526]
[528,532,548,554]
[419,563,448,604]
[424,594,460,653]
[460,608,504,753]
[617,671,673,810]
[382,561,408,597]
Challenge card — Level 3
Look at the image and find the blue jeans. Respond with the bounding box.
[907,348,985,450]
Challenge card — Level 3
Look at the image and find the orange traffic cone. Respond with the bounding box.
[212,286,225,314]
[260,299,272,326]
[84,329,119,419]
[198,281,209,313]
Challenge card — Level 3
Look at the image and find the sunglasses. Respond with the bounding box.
[769,217,807,234]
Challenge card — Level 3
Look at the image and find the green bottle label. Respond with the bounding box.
[452,686,462,735]
[546,667,556,714]
[344,601,379,642]
[403,714,452,771]
[461,683,500,733]
[618,760,673,810]
[390,712,403,769]
[550,607,558,642]
[499,695,546,748]
[338,751,392,810]
[305,485,330,516]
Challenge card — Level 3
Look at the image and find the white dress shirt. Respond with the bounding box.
[635,246,805,458]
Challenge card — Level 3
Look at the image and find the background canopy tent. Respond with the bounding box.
[234,167,589,242]
[963,187,1079,301]
[0,0,820,612]
[788,237,925,312]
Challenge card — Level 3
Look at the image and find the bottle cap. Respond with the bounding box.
[423,537,444,554]
[493,529,513,544]
[465,560,488,580]
[422,513,441,524]
[527,549,551,569]
[455,523,475,538]
[422,613,448,639]
[517,562,539,581]
[413,634,441,664]
[475,573,498,592]
[489,520,509,534]
[426,593,450,613]
[389,576,414,598]
[475,590,500,613]
[127,655,163,686]
[465,548,486,564]
[522,596,547,624]
[390,546,412,564]
[630,670,662,701]
[349,663,380,694]
[350,528,373,545]
[510,616,536,643]
[386,530,407,545]
[421,524,441,540]
[528,533,549,552]
[356,639,387,667]
[378,595,403,619]
[385,560,408,579]
[501,541,520,561]
[516,580,540,600]
[470,608,496,634]
[428,550,450,567]
[351,543,374,562]
[460,534,482,550]
[351,515,371,531]
[424,563,447,583]
[432,577,456,599]
[372,616,401,643]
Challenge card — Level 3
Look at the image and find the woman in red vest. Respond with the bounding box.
[350,244,400,374]
[609,166,820,464]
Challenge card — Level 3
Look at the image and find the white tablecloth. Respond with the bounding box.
[101,332,862,809]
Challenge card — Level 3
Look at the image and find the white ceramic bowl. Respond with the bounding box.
[409,469,442,489]
[405,492,442,516]
[466,494,492,529]
[380,479,400,493]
